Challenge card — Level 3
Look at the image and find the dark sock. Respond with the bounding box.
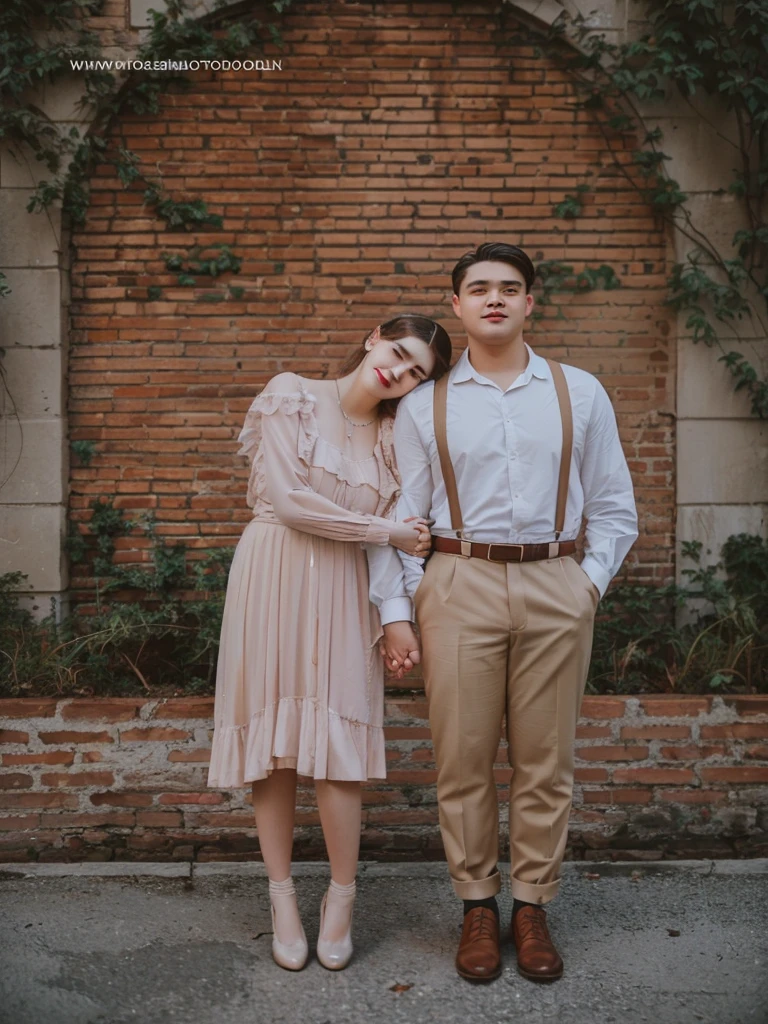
[512,898,539,917]
[463,896,499,918]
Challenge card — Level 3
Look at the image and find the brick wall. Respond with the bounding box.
[68,0,673,607]
[1,695,766,863]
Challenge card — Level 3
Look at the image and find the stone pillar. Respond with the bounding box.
[0,144,71,617]
[0,67,109,618]
[635,93,768,575]
[677,317,768,574]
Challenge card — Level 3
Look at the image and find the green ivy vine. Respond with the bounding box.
[520,0,768,418]
[0,0,291,300]
[6,1,764,416]
[533,259,622,323]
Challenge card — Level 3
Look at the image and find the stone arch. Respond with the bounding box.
[129,0,571,34]
[61,0,671,604]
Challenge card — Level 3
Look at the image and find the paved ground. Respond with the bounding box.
[0,860,766,1024]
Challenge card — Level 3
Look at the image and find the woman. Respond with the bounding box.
[208,315,452,971]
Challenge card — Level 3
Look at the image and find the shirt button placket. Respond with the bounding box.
[504,401,519,537]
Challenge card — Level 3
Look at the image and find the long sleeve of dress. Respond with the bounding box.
[252,383,394,545]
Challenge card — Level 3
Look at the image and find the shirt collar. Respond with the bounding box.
[451,343,551,387]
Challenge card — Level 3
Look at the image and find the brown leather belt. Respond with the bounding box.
[432,537,577,563]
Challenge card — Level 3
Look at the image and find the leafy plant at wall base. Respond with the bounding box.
[587,536,768,693]
[0,500,235,697]
[1,516,765,696]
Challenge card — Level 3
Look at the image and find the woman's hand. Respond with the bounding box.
[379,621,421,680]
[388,518,432,558]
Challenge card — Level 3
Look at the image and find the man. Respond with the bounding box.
[367,242,638,983]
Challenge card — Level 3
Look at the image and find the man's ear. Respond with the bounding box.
[525,292,535,318]
[451,293,461,319]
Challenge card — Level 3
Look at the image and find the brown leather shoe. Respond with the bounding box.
[455,907,502,982]
[511,905,563,982]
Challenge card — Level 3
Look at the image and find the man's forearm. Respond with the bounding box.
[366,542,414,624]
[400,550,426,599]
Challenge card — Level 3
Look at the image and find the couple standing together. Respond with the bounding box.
[207,242,638,982]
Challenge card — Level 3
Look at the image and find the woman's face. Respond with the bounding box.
[362,333,437,400]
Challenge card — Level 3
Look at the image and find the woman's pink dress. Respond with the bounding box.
[207,374,398,787]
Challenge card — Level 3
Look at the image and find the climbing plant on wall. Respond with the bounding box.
[0,0,291,299]
[5,0,765,417]
[512,0,768,418]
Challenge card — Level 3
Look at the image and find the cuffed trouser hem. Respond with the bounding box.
[451,870,502,900]
[510,876,560,906]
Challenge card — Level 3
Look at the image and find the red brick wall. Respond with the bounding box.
[1,696,765,863]
[68,0,673,605]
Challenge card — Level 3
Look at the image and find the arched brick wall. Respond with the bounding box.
[68,0,673,603]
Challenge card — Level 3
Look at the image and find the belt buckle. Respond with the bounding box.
[487,543,524,563]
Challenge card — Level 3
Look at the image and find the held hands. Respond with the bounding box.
[389,517,432,558]
[379,621,421,680]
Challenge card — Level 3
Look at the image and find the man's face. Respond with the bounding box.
[451,260,534,344]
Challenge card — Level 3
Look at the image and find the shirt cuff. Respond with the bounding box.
[579,555,612,599]
[379,597,414,626]
[364,516,391,546]
[405,572,424,599]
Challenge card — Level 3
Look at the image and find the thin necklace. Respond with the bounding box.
[335,379,376,440]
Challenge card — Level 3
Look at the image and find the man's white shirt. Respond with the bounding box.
[367,344,639,625]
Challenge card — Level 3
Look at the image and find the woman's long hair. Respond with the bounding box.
[337,314,452,417]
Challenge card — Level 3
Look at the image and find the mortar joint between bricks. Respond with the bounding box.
[706,699,739,726]
[142,700,161,722]
[625,697,642,719]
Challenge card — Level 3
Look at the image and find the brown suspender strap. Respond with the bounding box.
[547,359,573,539]
[433,373,463,535]
[433,361,573,542]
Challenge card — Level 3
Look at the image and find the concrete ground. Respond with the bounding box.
[0,860,766,1024]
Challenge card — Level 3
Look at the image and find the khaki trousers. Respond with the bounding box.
[415,552,597,905]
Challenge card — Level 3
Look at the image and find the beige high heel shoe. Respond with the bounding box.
[316,879,356,970]
[268,877,308,971]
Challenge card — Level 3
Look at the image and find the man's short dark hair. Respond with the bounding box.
[452,242,536,295]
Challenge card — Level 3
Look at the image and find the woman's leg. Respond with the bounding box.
[252,768,298,876]
[315,779,362,946]
[252,769,304,946]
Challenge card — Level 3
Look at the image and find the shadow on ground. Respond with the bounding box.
[0,861,766,1024]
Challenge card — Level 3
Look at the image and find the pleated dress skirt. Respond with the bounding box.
[207,518,386,786]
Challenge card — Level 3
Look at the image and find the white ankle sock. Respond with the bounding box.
[268,877,304,944]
